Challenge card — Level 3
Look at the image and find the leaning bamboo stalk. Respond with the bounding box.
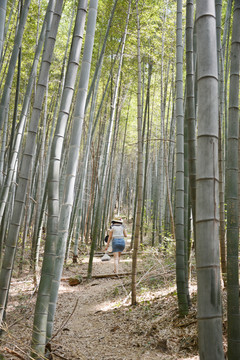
[0,0,8,64]
[45,0,96,343]
[0,0,55,227]
[0,0,59,328]
[88,0,131,278]
[0,0,31,134]
[31,1,88,355]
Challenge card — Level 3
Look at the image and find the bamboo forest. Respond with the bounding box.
[0,0,239,359]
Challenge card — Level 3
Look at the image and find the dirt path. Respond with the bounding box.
[56,278,139,359]
[52,256,173,360]
[1,253,199,360]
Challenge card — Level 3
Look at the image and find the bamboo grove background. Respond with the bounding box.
[0,0,239,359]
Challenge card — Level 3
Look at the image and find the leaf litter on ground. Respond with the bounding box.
[0,246,223,359]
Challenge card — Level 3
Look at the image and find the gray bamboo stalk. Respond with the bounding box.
[147,85,157,245]
[218,122,226,274]
[18,165,32,275]
[0,0,17,75]
[83,149,99,247]
[86,0,119,110]
[158,1,169,242]
[151,145,157,246]
[8,3,23,163]
[99,83,130,245]
[69,87,109,250]
[90,39,122,140]
[81,71,120,250]
[0,0,31,134]
[99,86,129,245]
[46,0,97,341]
[223,0,233,166]
[31,94,62,272]
[157,124,164,242]
[175,0,188,316]
[31,1,87,355]
[131,0,142,305]
[93,114,119,254]
[100,24,130,194]
[184,106,190,306]
[0,0,55,228]
[226,1,240,357]
[0,106,8,188]
[8,41,21,164]
[216,0,226,277]
[31,81,48,277]
[61,0,122,253]
[222,0,232,62]
[117,106,129,215]
[95,94,120,248]
[0,0,60,329]
[186,0,196,237]
[140,63,151,243]
[219,0,231,175]
[31,1,76,277]
[195,1,224,358]
[159,63,171,243]
[164,77,176,239]
[74,66,110,258]
[88,1,131,277]
[0,0,7,63]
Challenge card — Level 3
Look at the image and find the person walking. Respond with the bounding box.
[105,217,127,274]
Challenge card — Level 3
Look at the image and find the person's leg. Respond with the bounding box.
[118,240,125,267]
[113,252,119,274]
[118,252,122,273]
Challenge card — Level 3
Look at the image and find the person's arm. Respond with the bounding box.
[105,230,113,251]
[123,229,127,237]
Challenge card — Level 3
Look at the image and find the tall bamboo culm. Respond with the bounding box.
[175,0,188,316]
[132,0,143,305]
[226,0,240,358]
[195,1,224,358]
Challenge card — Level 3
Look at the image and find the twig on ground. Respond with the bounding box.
[52,351,69,360]
[61,272,137,282]
[177,319,197,327]
[51,298,79,340]
[8,314,32,330]
[117,269,174,288]
[3,344,38,360]
[2,347,25,359]
[1,328,46,360]
[117,276,128,296]
[122,264,157,304]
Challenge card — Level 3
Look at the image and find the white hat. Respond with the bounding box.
[112,216,123,224]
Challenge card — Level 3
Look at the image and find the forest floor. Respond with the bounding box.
[0,242,227,360]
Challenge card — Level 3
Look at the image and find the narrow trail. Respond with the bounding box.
[1,251,199,360]
[52,256,170,360]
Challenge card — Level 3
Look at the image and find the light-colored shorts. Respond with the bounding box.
[112,238,125,253]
